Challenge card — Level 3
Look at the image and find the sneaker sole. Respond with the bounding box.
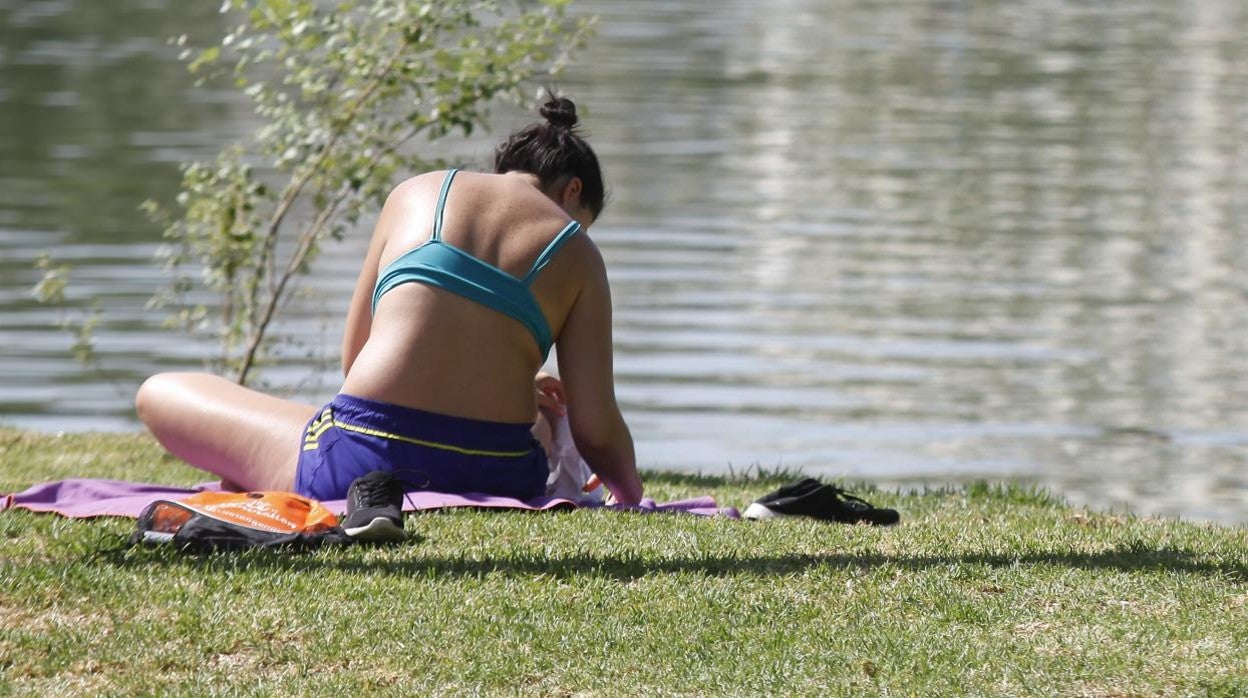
[343,517,406,542]
[742,503,786,520]
[743,501,900,526]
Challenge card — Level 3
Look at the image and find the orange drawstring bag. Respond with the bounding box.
[132,490,350,552]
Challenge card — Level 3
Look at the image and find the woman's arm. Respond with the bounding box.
[341,189,401,376]
[555,239,643,505]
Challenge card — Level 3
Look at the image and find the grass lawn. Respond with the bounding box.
[2,427,1246,696]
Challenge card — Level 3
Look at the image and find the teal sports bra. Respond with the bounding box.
[371,169,581,361]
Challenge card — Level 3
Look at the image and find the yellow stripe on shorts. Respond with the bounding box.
[303,408,335,447]
[331,420,530,458]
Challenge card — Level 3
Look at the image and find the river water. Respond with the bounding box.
[2,0,1247,523]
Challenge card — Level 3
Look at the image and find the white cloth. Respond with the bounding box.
[544,413,604,504]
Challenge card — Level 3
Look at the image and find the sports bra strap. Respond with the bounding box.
[522,220,581,285]
[430,168,459,242]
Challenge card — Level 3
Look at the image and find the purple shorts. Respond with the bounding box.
[295,393,548,502]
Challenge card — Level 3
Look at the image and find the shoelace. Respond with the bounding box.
[353,474,405,508]
[828,487,875,511]
[357,469,431,512]
[393,468,432,511]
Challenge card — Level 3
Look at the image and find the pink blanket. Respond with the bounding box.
[1,478,739,519]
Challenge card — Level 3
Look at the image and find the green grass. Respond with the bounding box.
[2,428,1246,696]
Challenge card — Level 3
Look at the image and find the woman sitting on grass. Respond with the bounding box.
[135,96,643,515]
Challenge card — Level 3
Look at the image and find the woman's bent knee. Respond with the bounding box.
[135,372,200,429]
[135,373,168,427]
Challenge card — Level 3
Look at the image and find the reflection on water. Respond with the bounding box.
[2,0,1247,523]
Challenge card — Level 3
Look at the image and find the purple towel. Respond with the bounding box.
[1,478,739,519]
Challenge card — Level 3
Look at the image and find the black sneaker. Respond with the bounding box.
[744,480,900,526]
[342,471,406,542]
[751,477,824,505]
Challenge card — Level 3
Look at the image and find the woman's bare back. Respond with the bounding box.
[340,170,592,423]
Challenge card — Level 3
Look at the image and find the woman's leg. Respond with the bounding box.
[135,372,318,492]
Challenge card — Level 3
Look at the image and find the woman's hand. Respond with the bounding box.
[583,473,612,505]
[535,372,566,416]
[583,473,636,506]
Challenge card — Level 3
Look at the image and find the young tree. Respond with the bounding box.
[141,0,590,385]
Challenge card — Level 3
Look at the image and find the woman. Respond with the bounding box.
[135,97,643,513]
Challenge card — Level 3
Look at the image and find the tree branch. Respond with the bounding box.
[232,38,414,384]
[231,115,431,384]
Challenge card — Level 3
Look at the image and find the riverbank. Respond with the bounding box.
[2,428,1246,695]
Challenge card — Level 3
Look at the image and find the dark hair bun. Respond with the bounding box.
[539,97,578,129]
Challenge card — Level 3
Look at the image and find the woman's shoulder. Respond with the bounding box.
[377,171,464,220]
[383,169,573,233]
[386,169,514,202]
[387,170,452,198]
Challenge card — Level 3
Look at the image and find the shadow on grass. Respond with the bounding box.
[90,544,1248,583]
